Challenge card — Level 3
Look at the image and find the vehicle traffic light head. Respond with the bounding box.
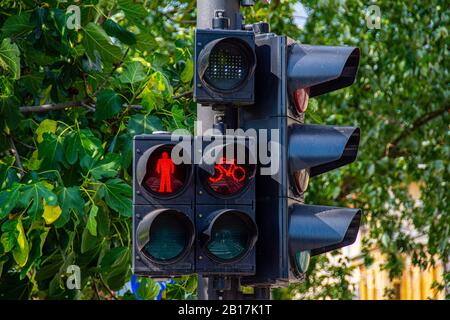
[289,204,361,257]
[194,29,256,106]
[285,43,362,275]
[286,123,361,263]
[287,44,360,113]
[239,34,362,286]
[133,134,195,277]
[195,135,258,275]
[288,124,360,181]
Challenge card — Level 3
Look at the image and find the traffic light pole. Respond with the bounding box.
[196,0,241,136]
[196,0,240,301]
[196,0,270,301]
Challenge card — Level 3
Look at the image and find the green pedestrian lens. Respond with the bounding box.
[145,214,189,262]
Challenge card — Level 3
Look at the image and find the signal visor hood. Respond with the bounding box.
[289,124,360,177]
[289,204,362,256]
[287,44,360,98]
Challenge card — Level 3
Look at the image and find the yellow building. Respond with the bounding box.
[343,182,447,300]
[353,250,445,300]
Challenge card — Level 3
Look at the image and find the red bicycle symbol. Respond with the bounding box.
[208,157,246,184]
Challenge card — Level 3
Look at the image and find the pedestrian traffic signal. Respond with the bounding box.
[133,134,258,277]
[194,29,256,106]
[141,144,190,196]
[133,134,195,277]
[240,34,362,286]
[196,135,258,275]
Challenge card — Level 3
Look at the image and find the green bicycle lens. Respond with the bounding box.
[206,213,252,261]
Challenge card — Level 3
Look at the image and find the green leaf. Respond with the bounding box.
[118,133,133,169]
[171,105,185,127]
[12,219,29,267]
[0,96,22,131]
[42,202,62,225]
[117,0,147,26]
[118,61,146,84]
[87,204,98,236]
[180,59,194,83]
[98,179,132,217]
[64,132,79,165]
[135,32,157,52]
[184,275,198,293]
[0,38,21,80]
[1,230,17,253]
[35,119,57,143]
[154,71,172,96]
[100,246,131,291]
[128,114,163,136]
[25,150,42,171]
[94,89,123,121]
[21,182,58,220]
[136,277,160,300]
[81,226,100,254]
[55,186,85,228]
[138,86,158,112]
[0,272,31,299]
[38,133,64,170]
[80,154,95,172]
[20,228,49,279]
[64,129,103,165]
[96,202,110,237]
[1,216,18,233]
[88,153,121,180]
[82,22,122,66]
[0,184,21,219]
[103,19,136,46]
[1,13,33,38]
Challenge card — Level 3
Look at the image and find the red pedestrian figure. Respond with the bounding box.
[156,151,175,193]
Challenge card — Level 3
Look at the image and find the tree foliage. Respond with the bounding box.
[247,0,448,299]
[0,0,448,300]
[0,0,196,299]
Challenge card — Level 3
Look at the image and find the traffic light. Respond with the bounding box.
[240,35,362,286]
[132,133,259,277]
[133,4,363,293]
[193,15,259,275]
[194,28,256,106]
[133,134,195,277]
[195,135,258,275]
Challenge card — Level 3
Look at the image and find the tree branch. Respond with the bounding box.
[127,104,143,110]
[173,91,192,100]
[6,132,25,176]
[19,92,192,114]
[385,106,448,157]
[19,100,89,113]
[98,274,118,300]
[92,276,101,300]
[13,136,35,150]
[20,48,131,114]
[92,48,130,97]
